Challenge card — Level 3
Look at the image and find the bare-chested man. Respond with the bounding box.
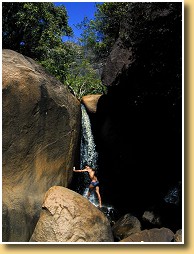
[73,165,102,208]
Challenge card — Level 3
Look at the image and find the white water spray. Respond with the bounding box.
[80,104,98,169]
[80,104,99,206]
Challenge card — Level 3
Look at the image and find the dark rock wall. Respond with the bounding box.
[93,3,182,231]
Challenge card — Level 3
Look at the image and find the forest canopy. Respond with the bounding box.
[2,2,109,99]
[2,2,181,99]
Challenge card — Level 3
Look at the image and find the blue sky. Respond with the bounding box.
[54,2,101,42]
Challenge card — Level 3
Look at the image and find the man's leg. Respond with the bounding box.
[95,186,102,208]
[87,190,91,198]
[87,185,94,198]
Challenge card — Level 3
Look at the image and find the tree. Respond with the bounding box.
[77,2,131,62]
[64,43,106,100]
[40,42,79,84]
[2,2,72,60]
[78,2,181,65]
[2,2,106,99]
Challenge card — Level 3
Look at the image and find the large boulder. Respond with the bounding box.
[2,49,81,242]
[81,94,102,113]
[30,186,114,242]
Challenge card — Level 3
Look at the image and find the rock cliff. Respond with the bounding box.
[2,49,81,241]
[93,3,182,231]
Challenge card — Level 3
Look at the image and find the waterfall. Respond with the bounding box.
[79,104,99,206]
[75,104,116,220]
[80,104,98,170]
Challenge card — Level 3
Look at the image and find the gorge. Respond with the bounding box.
[2,2,182,243]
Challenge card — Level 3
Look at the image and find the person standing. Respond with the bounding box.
[73,165,102,208]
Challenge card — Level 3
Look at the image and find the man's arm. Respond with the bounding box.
[73,167,88,173]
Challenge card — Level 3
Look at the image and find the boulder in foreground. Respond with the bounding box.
[30,186,114,242]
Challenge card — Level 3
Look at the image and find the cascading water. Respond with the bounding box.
[74,104,117,223]
[79,104,99,206]
[80,104,98,170]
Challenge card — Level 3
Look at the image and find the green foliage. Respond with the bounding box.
[40,42,79,84]
[2,2,106,100]
[77,2,131,61]
[78,2,181,63]
[64,44,106,100]
[2,2,72,60]
[40,41,105,99]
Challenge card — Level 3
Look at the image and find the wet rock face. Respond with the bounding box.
[95,3,182,231]
[2,49,81,242]
[30,186,114,242]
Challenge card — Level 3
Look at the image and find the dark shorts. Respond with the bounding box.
[90,181,99,187]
